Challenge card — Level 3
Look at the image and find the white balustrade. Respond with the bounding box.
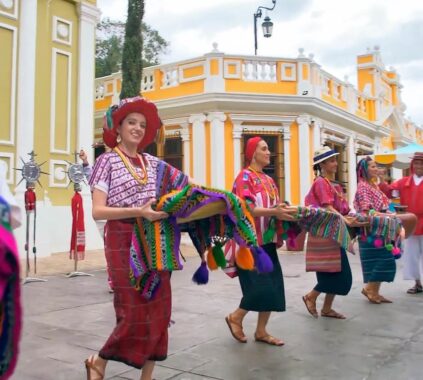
[161,66,179,88]
[95,81,105,99]
[141,70,155,92]
[242,60,277,82]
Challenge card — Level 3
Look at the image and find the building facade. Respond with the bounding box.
[0,0,102,257]
[95,44,423,207]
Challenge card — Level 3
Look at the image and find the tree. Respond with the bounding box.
[96,18,169,78]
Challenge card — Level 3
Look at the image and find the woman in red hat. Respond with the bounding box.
[225,136,297,347]
[85,97,189,380]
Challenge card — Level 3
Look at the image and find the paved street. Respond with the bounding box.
[14,248,423,380]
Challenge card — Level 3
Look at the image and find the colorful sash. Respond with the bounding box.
[129,185,271,299]
[0,196,21,379]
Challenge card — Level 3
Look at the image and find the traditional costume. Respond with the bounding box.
[354,159,396,285]
[390,152,423,290]
[89,97,188,369]
[304,147,352,297]
[227,137,286,313]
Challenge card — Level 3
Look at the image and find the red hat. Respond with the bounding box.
[245,136,263,164]
[411,152,423,161]
[103,96,162,151]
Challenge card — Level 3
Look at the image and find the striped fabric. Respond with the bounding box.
[306,236,341,272]
[358,241,396,283]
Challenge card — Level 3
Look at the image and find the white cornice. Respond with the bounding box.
[229,114,296,124]
[153,92,388,138]
[162,117,189,126]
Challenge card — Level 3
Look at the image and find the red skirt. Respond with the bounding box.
[305,235,341,273]
[99,220,171,369]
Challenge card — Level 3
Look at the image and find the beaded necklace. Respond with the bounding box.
[114,146,148,186]
[248,166,276,200]
[321,176,345,200]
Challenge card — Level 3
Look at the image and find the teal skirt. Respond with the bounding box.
[237,243,285,312]
[314,248,352,295]
[358,241,396,283]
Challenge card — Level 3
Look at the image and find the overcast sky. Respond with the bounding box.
[97,0,423,125]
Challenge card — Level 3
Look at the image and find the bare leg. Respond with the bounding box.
[85,354,107,380]
[321,294,335,313]
[255,312,284,345]
[140,360,155,380]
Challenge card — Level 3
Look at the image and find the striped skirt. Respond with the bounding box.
[99,220,171,369]
[314,248,352,296]
[358,241,396,283]
[306,236,341,273]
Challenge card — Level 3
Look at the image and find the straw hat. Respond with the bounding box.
[313,146,339,165]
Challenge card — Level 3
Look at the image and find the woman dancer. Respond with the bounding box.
[302,146,358,319]
[354,156,396,304]
[85,97,189,380]
[225,136,297,346]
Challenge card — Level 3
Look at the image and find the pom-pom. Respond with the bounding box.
[360,234,367,242]
[367,236,374,244]
[374,238,383,248]
[235,246,255,270]
[385,243,393,251]
[192,261,209,284]
[206,247,218,270]
[252,246,273,273]
[212,243,227,269]
[281,233,289,240]
[392,247,402,259]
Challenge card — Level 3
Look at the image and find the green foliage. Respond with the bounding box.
[95,17,169,79]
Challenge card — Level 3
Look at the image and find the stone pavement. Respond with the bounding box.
[14,246,423,380]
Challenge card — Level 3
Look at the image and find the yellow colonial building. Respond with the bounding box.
[95,44,423,206]
[0,0,102,256]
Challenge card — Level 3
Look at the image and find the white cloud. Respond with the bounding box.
[96,0,423,123]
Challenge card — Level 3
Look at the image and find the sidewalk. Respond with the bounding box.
[14,249,423,380]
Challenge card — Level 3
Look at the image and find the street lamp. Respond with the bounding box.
[254,0,277,55]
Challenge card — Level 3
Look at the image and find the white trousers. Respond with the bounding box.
[403,235,423,280]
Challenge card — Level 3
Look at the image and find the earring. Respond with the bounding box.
[117,134,122,143]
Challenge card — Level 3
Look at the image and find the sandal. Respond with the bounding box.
[321,309,346,319]
[302,295,318,318]
[225,315,247,343]
[361,288,381,304]
[84,355,104,380]
[407,285,423,294]
[378,295,393,303]
[254,333,284,346]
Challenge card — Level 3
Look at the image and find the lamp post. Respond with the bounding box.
[254,0,276,55]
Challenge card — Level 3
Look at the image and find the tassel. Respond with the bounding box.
[392,247,401,259]
[385,243,393,251]
[252,246,273,273]
[212,243,227,269]
[192,261,209,284]
[207,247,218,270]
[367,236,374,244]
[235,246,255,270]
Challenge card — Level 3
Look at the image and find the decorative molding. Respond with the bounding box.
[178,61,206,83]
[280,63,297,81]
[0,22,17,146]
[164,129,181,138]
[50,48,72,154]
[230,114,296,125]
[206,112,226,123]
[0,152,14,184]
[49,160,70,188]
[240,125,284,134]
[0,0,18,20]
[77,2,101,25]
[224,60,241,79]
[52,16,72,46]
[162,117,189,127]
[188,113,206,124]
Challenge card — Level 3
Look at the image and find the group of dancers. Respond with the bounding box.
[83,95,422,380]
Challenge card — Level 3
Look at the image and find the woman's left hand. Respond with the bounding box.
[139,199,169,221]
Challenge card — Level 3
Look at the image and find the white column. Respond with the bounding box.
[207,112,226,188]
[180,123,191,176]
[15,0,38,193]
[347,135,357,205]
[282,125,291,203]
[189,114,207,185]
[77,3,101,170]
[297,116,311,204]
[232,122,243,178]
[313,120,321,149]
